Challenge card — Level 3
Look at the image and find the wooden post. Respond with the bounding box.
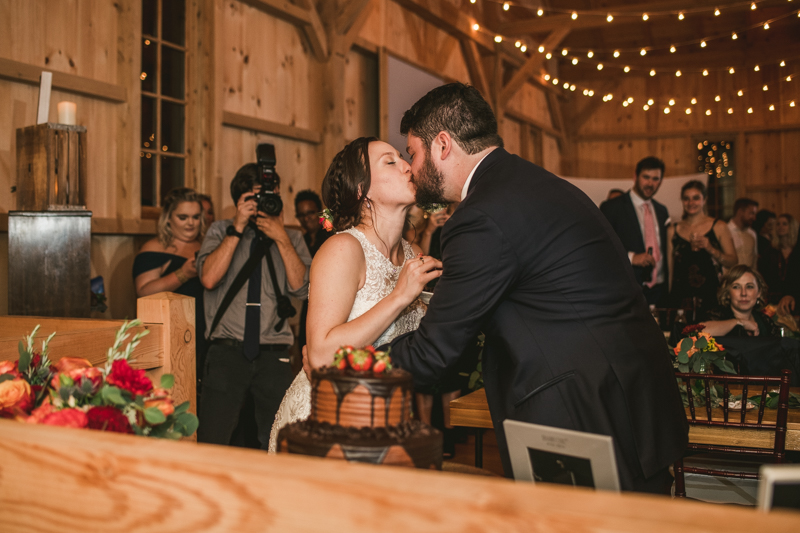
[137,293,196,417]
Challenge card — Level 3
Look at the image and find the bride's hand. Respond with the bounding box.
[393,255,442,305]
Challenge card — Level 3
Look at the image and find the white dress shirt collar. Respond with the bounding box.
[460,152,492,201]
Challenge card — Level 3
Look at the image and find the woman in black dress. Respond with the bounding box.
[703,265,780,338]
[667,180,737,320]
[133,188,207,388]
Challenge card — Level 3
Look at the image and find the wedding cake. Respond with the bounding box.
[277,346,442,469]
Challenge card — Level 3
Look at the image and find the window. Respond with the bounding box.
[140,0,186,208]
[697,139,736,218]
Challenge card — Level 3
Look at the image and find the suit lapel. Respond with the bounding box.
[625,192,645,249]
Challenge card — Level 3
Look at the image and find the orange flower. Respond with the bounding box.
[144,397,174,418]
[0,360,18,376]
[686,347,698,358]
[54,357,93,374]
[0,378,34,417]
[39,408,88,428]
[763,305,777,318]
[26,398,56,424]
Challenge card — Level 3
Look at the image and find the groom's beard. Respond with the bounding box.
[414,152,447,205]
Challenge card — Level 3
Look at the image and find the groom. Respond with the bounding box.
[388,83,688,494]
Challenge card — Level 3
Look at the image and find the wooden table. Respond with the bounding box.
[450,388,800,467]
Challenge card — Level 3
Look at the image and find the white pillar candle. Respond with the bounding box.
[57,101,77,125]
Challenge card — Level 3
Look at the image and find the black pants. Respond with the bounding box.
[197,343,294,449]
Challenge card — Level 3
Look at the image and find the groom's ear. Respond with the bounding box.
[434,131,453,161]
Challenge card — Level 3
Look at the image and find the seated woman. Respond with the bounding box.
[702,265,780,338]
[133,188,207,388]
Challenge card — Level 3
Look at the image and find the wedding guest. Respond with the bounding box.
[403,205,426,246]
[754,210,780,302]
[606,188,625,201]
[667,180,737,320]
[775,214,800,315]
[198,193,216,230]
[726,198,759,271]
[702,265,779,338]
[133,188,208,391]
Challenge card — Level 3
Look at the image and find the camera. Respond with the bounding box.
[254,143,283,216]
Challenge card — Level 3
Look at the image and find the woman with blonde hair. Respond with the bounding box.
[133,187,208,387]
[701,265,779,338]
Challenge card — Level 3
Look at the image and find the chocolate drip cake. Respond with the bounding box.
[278,348,442,469]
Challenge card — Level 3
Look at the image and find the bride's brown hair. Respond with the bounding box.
[321,136,379,231]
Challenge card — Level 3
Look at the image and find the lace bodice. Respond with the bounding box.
[267,228,425,452]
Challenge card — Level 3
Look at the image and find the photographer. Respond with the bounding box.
[197,161,311,448]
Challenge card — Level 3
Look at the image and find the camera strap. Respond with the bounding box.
[263,241,296,332]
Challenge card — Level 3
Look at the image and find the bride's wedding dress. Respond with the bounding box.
[267,227,425,452]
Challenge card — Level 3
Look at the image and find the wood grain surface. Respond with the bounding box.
[1,420,798,532]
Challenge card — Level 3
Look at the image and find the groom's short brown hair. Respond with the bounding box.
[400,82,503,155]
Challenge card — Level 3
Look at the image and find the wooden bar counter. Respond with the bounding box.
[1,420,799,532]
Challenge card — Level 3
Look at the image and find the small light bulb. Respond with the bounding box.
[754,65,760,71]
[664,107,671,114]
[597,63,604,70]
[701,40,707,48]
[714,8,721,16]
[520,45,527,53]
[729,67,735,74]
[607,94,613,101]
[624,66,631,73]
[732,32,738,40]
[678,12,685,20]
[494,35,502,43]
[562,49,568,56]
[738,90,744,96]
[553,78,559,85]
[470,0,476,3]
[787,76,793,82]
[627,97,634,103]
[563,82,570,89]
[650,69,656,76]
[747,107,754,113]
[503,2,510,11]
[728,108,734,114]
[647,99,654,105]
[572,58,578,65]
[546,52,552,59]
[706,109,712,115]
[544,74,551,81]
[606,14,613,22]
[669,99,676,106]
[643,13,649,21]
[583,89,588,95]
[715,95,721,101]
[763,84,769,91]
[691,98,697,105]
[613,50,620,58]
[587,51,594,58]
[537,8,543,16]
[515,41,521,48]
[670,45,677,53]
[623,101,629,107]
[764,22,770,29]
[686,108,692,114]
[571,11,578,20]
[570,85,576,91]
[538,45,545,53]
[640,48,647,56]
[769,104,775,111]
[472,23,480,31]
[588,90,594,96]
[751,2,756,9]
[703,69,709,76]
[792,101,797,107]
[780,60,786,67]
[676,70,682,77]
[643,104,650,110]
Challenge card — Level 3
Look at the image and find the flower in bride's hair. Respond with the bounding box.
[319,208,334,232]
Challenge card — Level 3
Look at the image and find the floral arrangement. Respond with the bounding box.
[319,208,334,232]
[0,320,198,438]
[418,202,449,214]
[332,345,392,373]
[673,325,736,375]
[762,304,799,338]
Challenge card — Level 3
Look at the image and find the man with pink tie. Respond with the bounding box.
[600,157,671,306]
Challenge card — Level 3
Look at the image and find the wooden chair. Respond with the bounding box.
[673,369,792,498]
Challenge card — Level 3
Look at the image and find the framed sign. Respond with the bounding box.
[758,465,800,512]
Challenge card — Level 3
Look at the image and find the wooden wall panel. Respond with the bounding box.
[89,235,144,320]
[506,82,554,129]
[343,48,379,143]
[501,117,521,157]
[542,134,561,175]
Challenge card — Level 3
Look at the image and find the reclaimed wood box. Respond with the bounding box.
[15,123,87,210]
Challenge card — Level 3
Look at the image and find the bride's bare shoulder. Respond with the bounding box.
[314,232,365,265]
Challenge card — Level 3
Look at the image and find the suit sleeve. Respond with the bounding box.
[389,207,519,388]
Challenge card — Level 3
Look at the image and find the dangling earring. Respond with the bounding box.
[366,198,372,209]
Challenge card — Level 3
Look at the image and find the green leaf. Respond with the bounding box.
[678,363,689,373]
[18,344,31,373]
[677,350,689,364]
[712,359,737,374]
[692,357,704,373]
[173,401,190,415]
[766,394,780,409]
[101,386,127,407]
[679,337,694,353]
[160,374,175,389]
[144,407,167,425]
[694,337,708,351]
[176,412,199,436]
[134,395,145,408]
[0,374,15,384]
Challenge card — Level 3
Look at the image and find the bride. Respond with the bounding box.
[268,137,442,452]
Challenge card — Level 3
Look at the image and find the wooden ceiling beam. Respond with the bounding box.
[336,0,373,36]
[460,39,490,99]
[392,0,496,51]
[498,0,743,36]
[241,0,328,61]
[498,27,570,108]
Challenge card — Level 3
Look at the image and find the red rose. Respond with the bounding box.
[27,399,56,424]
[87,406,133,433]
[39,408,88,428]
[106,360,153,397]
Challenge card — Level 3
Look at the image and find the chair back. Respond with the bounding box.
[673,369,792,497]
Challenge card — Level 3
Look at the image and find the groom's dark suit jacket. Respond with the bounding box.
[390,149,688,490]
[599,191,670,286]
